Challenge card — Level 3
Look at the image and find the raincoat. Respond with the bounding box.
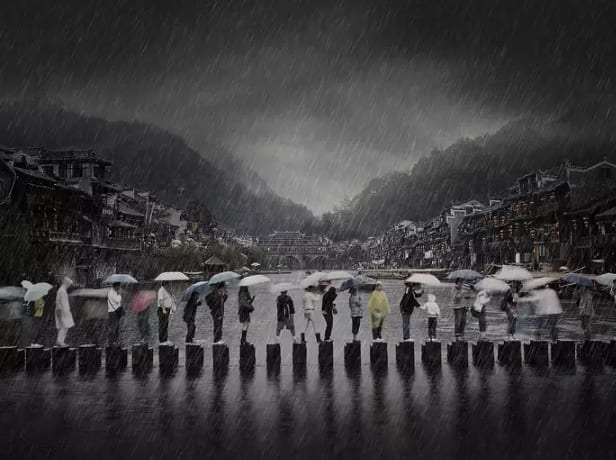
[157,286,177,313]
[55,278,75,329]
[420,294,440,317]
[368,290,390,326]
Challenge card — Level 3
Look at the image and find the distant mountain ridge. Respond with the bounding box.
[0,100,314,234]
[315,107,616,240]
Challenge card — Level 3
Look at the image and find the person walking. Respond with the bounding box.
[107,282,123,346]
[55,277,74,346]
[452,279,470,340]
[529,285,562,341]
[157,281,176,345]
[501,283,520,340]
[276,290,296,342]
[420,294,440,341]
[238,286,255,345]
[348,287,362,342]
[472,290,490,341]
[399,281,421,341]
[577,286,594,340]
[322,286,337,342]
[302,286,320,343]
[368,281,390,342]
[137,305,151,344]
[183,291,201,343]
[206,283,227,344]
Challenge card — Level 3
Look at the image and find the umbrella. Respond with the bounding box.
[130,290,157,314]
[595,273,616,287]
[70,288,110,298]
[447,269,483,281]
[526,288,563,315]
[270,282,300,293]
[523,276,559,291]
[155,272,190,282]
[21,280,33,290]
[24,282,53,302]
[103,274,139,285]
[562,273,593,288]
[340,275,377,291]
[322,271,354,281]
[405,273,441,286]
[301,272,327,288]
[250,262,261,268]
[494,265,532,281]
[0,287,25,301]
[208,271,241,285]
[239,275,271,287]
[474,277,510,293]
[183,281,213,300]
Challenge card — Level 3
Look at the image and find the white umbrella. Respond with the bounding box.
[405,273,441,286]
[155,272,190,282]
[208,271,242,285]
[70,288,110,298]
[24,282,53,302]
[322,271,354,281]
[494,265,532,281]
[250,262,261,268]
[523,276,559,291]
[270,282,300,293]
[103,274,139,285]
[21,280,33,290]
[0,286,25,301]
[526,288,563,315]
[301,272,327,288]
[474,277,510,293]
[238,275,271,287]
[595,273,616,287]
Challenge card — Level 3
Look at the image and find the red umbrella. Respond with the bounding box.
[130,290,156,314]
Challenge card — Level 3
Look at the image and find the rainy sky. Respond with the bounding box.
[1,0,615,213]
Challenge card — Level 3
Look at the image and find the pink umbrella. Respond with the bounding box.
[130,290,157,314]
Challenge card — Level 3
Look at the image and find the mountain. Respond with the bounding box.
[0,100,314,234]
[317,107,616,240]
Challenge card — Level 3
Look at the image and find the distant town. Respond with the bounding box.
[1,146,616,284]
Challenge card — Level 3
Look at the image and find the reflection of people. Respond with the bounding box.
[368,281,390,342]
[348,287,362,342]
[420,294,440,340]
[276,290,296,342]
[55,277,74,346]
[183,291,201,343]
[322,286,337,342]
[238,286,254,345]
[157,281,176,344]
[302,286,320,342]
[472,290,490,341]
[107,282,122,346]
[206,283,227,344]
[399,281,420,341]
[577,286,594,339]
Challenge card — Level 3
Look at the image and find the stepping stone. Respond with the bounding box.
[26,346,51,372]
[105,346,128,372]
[52,346,76,373]
[239,343,256,372]
[524,341,549,367]
[318,341,333,370]
[0,346,22,373]
[186,343,204,374]
[78,344,102,373]
[213,343,229,373]
[422,341,442,368]
[132,344,153,372]
[498,341,522,368]
[370,342,388,371]
[472,341,494,368]
[266,343,281,374]
[396,341,415,373]
[447,341,468,368]
[293,342,307,370]
[345,342,361,369]
[551,340,575,369]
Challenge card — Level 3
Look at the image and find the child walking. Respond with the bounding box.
[420,294,440,341]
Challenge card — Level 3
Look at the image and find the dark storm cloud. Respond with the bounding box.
[1,0,615,212]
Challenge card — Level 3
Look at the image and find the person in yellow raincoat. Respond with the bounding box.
[368,281,390,342]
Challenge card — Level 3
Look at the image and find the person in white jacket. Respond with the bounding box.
[473,290,491,341]
[55,277,74,346]
[107,282,122,346]
[302,286,321,343]
[157,281,176,345]
[420,294,440,341]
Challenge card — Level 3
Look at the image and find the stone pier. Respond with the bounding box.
[396,341,415,373]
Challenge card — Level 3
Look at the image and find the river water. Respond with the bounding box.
[1,273,615,459]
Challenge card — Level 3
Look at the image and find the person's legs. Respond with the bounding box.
[213,316,223,343]
[351,316,360,339]
[288,317,296,338]
[276,320,284,338]
[56,327,68,346]
[428,317,437,339]
[581,315,591,339]
[402,313,411,340]
[186,320,195,343]
[377,318,384,339]
[157,308,167,343]
[507,311,516,337]
[454,309,464,338]
[478,312,487,339]
[549,315,559,341]
[108,313,118,346]
[324,314,333,341]
[241,321,249,344]
[460,309,467,337]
